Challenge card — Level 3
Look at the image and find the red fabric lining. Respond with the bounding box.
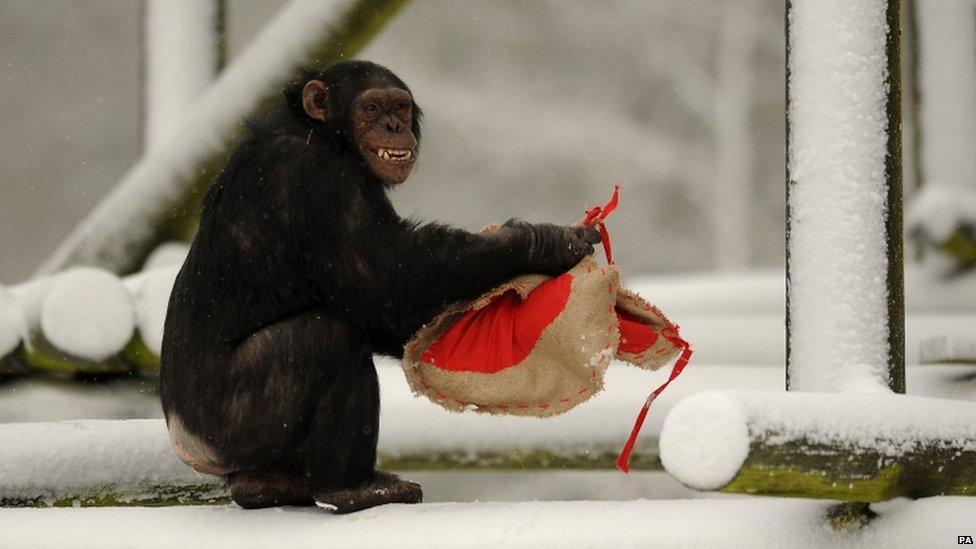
[616,307,658,355]
[420,274,574,373]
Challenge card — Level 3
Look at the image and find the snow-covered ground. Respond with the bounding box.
[1,497,973,549]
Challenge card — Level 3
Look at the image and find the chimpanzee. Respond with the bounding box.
[160,60,601,513]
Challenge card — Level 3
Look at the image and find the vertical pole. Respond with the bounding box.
[902,0,922,192]
[785,0,794,391]
[713,0,756,270]
[144,0,225,148]
[785,0,905,393]
[885,0,906,393]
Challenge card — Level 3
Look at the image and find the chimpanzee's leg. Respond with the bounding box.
[220,312,357,509]
[221,311,420,512]
[307,345,422,513]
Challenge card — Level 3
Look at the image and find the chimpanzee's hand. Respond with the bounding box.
[503,220,601,275]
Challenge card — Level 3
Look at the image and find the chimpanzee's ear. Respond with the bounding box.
[302,80,329,122]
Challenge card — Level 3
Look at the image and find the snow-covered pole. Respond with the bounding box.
[785,0,905,393]
[38,0,411,276]
[660,390,976,502]
[144,0,225,150]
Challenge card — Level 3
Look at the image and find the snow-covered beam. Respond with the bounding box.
[786,0,905,393]
[38,0,412,276]
[660,390,976,501]
[0,420,225,507]
[144,0,224,149]
[0,266,179,376]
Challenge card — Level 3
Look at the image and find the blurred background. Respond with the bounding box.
[0,0,787,281]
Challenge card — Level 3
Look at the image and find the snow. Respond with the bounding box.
[37,0,365,274]
[907,182,976,242]
[39,268,135,362]
[919,333,976,364]
[660,389,976,490]
[787,0,897,392]
[8,276,55,330]
[144,0,219,149]
[0,497,974,549]
[130,266,179,356]
[1,265,974,368]
[0,419,216,505]
[658,391,749,491]
[4,363,973,469]
[142,242,190,271]
[0,285,27,358]
[626,266,976,316]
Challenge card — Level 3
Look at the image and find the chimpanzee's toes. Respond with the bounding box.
[314,471,423,514]
[230,469,315,509]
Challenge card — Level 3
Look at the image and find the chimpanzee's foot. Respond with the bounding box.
[230,469,314,509]
[314,471,423,514]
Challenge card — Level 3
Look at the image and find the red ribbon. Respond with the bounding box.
[616,337,693,473]
[581,184,621,265]
[580,184,693,473]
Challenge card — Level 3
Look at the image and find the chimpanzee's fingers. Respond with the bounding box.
[575,226,602,245]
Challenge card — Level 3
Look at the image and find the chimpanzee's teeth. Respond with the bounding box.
[377,148,412,161]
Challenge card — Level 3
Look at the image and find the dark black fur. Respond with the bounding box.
[160,60,599,511]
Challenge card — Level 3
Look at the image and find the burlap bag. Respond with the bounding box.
[401,187,688,419]
[403,254,619,417]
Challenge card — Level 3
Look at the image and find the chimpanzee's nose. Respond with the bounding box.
[385,115,405,133]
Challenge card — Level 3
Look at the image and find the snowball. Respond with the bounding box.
[659,390,749,491]
[133,266,179,356]
[143,241,190,271]
[0,285,28,358]
[40,268,136,362]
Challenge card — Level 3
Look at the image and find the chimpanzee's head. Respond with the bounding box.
[288,60,422,185]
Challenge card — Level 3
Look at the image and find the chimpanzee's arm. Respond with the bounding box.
[392,220,600,334]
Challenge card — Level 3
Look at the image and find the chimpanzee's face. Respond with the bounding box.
[300,77,420,185]
[349,87,418,184]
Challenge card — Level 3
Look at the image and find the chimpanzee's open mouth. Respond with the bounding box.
[375,148,413,161]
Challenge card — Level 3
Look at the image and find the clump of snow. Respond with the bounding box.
[787,0,895,392]
[659,391,749,490]
[145,0,220,149]
[40,268,135,361]
[143,241,190,271]
[131,266,179,356]
[0,285,28,358]
[8,276,56,329]
[660,390,976,490]
[907,182,976,242]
